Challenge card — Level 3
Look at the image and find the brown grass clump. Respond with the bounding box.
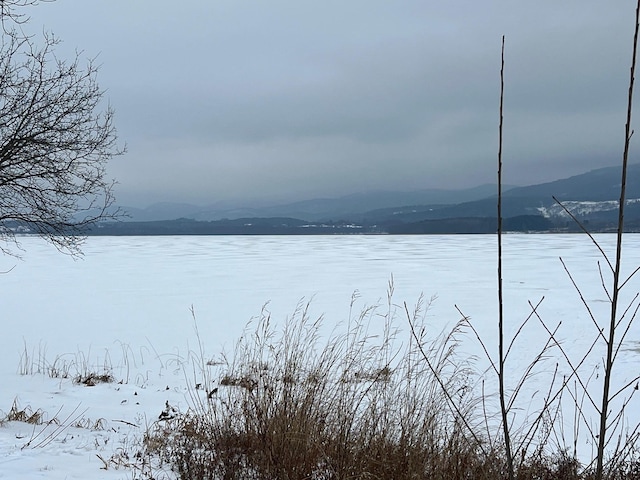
[135,293,640,480]
[74,372,115,386]
[4,399,45,425]
[140,297,495,479]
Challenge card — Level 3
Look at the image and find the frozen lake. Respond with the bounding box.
[2,233,640,371]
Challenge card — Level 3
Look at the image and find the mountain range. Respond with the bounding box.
[93,163,640,235]
[120,183,504,223]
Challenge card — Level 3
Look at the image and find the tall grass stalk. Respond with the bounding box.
[595,1,640,478]
[496,34,514,480]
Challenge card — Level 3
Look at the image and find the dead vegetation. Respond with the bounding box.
[136,294,640,480]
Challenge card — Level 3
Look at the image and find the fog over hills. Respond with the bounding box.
[121,183,506,222]
[502,164,640,202]
[120,163,639,222]
[366,163,640,223]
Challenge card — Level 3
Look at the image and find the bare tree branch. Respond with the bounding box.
[0,22,124,255]
[0,0,55,31]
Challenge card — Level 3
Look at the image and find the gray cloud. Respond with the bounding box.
[22,1,640,206]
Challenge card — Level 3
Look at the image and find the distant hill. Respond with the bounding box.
[355,164,640,226]
[503,164,640,201]
[84,163,640,235]
[120,184,507,222]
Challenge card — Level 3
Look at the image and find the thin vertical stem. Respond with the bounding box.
[497,35,514,480]
[595,2,639,478]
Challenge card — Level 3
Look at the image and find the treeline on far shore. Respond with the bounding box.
[75,214,640,235]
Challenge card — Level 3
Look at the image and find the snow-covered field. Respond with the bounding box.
[1,234,640,478]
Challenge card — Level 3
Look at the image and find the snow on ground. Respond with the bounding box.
[1,234,640,478]
[0,339,194,479]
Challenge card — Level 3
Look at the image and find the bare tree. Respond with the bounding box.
[0,0,50,25]
[0,0,123,255]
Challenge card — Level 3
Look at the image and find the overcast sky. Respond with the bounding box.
[22,1,640,207]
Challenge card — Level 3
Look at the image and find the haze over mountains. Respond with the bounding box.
[95,163,640,235]
[121,183,505,223]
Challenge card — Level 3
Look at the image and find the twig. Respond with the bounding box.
[455,305,498,376]
[552,197,614,273]
[595,1,640,477]
[112,419,138,428]
[406,302,487,456]
[560,257,607,343]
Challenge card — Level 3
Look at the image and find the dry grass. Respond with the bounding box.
[17,342,126,386]
[136,293,640,480]
[127,279,640,480]
[142,295,484,479]
[3,399,46,425]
